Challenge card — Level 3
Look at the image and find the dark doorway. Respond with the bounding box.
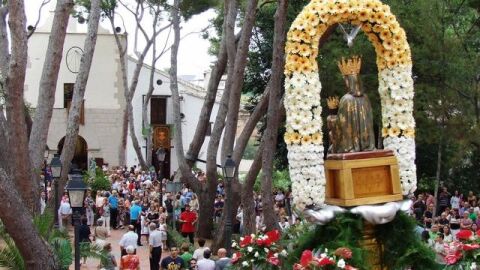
[57,136,88,171]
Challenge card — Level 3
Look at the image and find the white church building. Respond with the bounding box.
[24,13,221,175]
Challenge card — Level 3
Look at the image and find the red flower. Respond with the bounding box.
[334,247,353,259]
[317,257,335,266]
[476,229,480,236]
[445,253,462,265]
[293,263,304,270]
[463,243,480,251]
[231,252,242,264]
[240,235,253,247]
[266,230,281,243]
[267,254,280,266]
[300,250,313,267]
[456,230,473,240]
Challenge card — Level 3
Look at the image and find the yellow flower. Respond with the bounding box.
[305,11,320,26]
[358,10,370,22]
[362,23,373,33]
[403,128,415,138]
[381,127,389,138]
[388,127,401,137]
[289,30,304,42]
[319,13,330,23]
[346,0,359,12]
[298,44,311,57]
[375,11,386,22]
[380,29,392,41]
[377,58,387,70]
[318,24,328,34]
[337,2,347,13]
[301,135,312,145]
[364,1,375,10]
[372,24,384,33]
[311,133,323,145]
[305,25,317,37]
[327,1,338,13]
[293,19,308,30]
[291,133,302,144]
[392,34,403,44]
[368,12,377,23]
[284,133,293,144]
[387,59,398,69]
[383,39,394,51]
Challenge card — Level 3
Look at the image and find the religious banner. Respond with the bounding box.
[153,125,171,150]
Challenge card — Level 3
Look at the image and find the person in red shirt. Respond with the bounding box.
[179,204,197,244]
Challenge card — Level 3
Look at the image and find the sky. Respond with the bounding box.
[25,0,217,80]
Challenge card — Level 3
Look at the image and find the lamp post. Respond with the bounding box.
[43,148,49,203]
[50,154,63,227]
[156,148,166,204]
[222,155,236,256]
[66,173,88,270]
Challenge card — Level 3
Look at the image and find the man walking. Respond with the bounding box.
[179,204,197,244]
[119,225,138,257]
[215,248,231,270]
[109,190,119,229]
[149,223,163,270]
[130,200,143,246]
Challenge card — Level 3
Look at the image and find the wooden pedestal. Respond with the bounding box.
[325,150,403,207]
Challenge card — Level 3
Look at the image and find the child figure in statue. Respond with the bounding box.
[330,56,376,153]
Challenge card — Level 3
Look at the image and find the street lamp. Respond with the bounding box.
[222,155,236,256]
[66,173,87,270]
[50,154,63,227]
[156,148,166,204]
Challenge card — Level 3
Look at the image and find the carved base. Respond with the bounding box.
[325,151,402,207]
[362,221,386,270]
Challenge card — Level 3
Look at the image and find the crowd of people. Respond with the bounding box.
[50,164,296,270]
[410,188,480,263]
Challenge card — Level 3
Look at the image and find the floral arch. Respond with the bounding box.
[283,0,416,210]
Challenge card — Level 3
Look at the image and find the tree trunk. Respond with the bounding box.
[260,0,288,231]
[59,0,101,189]
[4,0,37,213]
[28,0,74,172]
[243,144,263,234]
[433,140,442,218]
[220,0,258,162]
[0,0,59,268]
[119,107,128,165]
[0,170,58,269]
[0,7,9,74]
[200,0,238,237]
[197,187,216,238]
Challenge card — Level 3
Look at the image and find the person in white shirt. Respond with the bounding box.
[450,191,461,209]
[58,199,72,229]
[192,239,208,260]
[149,223,163,270]
[119,225,138,257]
[197,249,215,270]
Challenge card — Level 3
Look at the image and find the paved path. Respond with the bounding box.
[70,227,172,270]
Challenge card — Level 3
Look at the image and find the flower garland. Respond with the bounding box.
[284,0,417,210]
[230,230,288,269]
[443,229,480,267]
[293,248,359,270]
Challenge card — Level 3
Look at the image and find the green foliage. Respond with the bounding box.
[85,168,111,197]
[242,138,259,160]
[375,212,440,270]
[166,227,195,253]
[254,169,291,192]
[284,212,439,270]
[180,0,219,20]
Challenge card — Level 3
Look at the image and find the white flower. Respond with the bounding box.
[254,251,259,258]
[264,248,269,253]
[247,246,253,253]
[232,242,237,248]
[337,259,346,268]
[280,250,288,257]
[242,261,249,267]
[470,262,477,269]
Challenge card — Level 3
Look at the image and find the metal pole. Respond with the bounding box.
[73,210,81,270]
[225,176,233,256]
[54,179,59,228]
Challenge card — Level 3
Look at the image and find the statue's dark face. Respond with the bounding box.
[343,74,363,97]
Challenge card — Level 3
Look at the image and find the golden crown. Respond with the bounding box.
[327,96,340,109]
[337,56,362,76]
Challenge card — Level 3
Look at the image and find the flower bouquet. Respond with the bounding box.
[230,230,287,269]
[443,230,480,269]
[293,247,358,270]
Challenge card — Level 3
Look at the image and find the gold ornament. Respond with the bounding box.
[337,56,362,76]
[327,96,340,109]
